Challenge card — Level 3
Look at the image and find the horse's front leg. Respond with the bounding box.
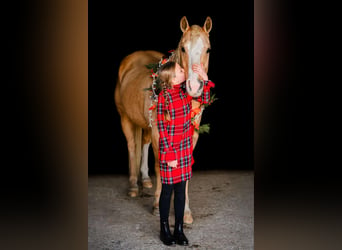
[182,129,200,224]
[152,159,161,216]
[151,128,161,216]
[184,180,194,224]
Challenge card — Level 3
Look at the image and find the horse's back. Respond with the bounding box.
[118,50,163,85]
[115,50,163,126]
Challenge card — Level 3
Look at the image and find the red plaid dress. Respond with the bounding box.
[157,80,215,184]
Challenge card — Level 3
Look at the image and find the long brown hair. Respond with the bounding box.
[158,61,176,120]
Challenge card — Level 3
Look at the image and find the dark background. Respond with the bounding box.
[5,1,342,249]
[89,4,254,175]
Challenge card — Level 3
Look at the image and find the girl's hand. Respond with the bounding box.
[192,64,208,81]
[167,160,178,168]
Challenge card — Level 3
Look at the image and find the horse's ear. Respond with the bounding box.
[180,16,190,33]
[203,16,212,34]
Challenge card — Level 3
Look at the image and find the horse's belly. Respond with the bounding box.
[120,78,151,128]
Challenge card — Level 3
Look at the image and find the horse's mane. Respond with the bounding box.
[169,48,180,64]
[169,47,183,68]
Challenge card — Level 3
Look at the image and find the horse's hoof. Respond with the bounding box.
[184,211,193,225]
[152,206,159,216]
[128,188,139,197]
[142,178,153,189]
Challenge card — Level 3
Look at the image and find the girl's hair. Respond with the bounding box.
[158,61,176,120]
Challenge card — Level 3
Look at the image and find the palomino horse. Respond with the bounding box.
[114,16,212,224]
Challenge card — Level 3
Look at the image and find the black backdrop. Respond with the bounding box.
[89,3,254,175]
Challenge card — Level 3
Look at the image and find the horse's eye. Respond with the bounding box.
[207,48,211,53]
[181,47,185,52]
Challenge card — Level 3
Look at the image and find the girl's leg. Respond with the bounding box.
[173,181,189,246]
[174,181,186,222]
[159,183,173,222]
[159,183,176,246]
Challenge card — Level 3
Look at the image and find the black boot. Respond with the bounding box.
[160,221,176,246]
[174,221,189,246]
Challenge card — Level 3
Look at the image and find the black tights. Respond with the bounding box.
[159,181,186,223]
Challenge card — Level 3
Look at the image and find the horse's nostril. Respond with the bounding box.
[186,79,204,97]
[186,79,192,91]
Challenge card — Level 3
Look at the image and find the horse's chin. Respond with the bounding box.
[186,79,204,97]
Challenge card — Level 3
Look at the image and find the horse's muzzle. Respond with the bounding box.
[186,78,204,97]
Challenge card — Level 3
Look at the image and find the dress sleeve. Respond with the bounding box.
[194,80,215,104]
[157,93,177,162]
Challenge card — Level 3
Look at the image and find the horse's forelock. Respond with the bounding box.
[189,25,203,35]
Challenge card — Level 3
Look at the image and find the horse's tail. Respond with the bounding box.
[134,126,142,180]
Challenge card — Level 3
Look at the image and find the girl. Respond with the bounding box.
[157,61,215,246]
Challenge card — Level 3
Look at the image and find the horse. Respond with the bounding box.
[114,16,213,224]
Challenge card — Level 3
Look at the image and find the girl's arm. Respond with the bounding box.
[191,64,215,104]
[157,93,177,163]
[195,80,215,104]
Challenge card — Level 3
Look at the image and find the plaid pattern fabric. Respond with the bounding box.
[157,80,214,184]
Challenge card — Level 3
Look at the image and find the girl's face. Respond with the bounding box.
[171,63,186,85]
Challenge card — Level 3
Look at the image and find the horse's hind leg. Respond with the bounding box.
[120,115,140,197]
[141,128,152,188]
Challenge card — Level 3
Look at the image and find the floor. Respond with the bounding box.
[88,170,254,250]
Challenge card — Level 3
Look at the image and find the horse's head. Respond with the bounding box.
[174,16,212,97]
